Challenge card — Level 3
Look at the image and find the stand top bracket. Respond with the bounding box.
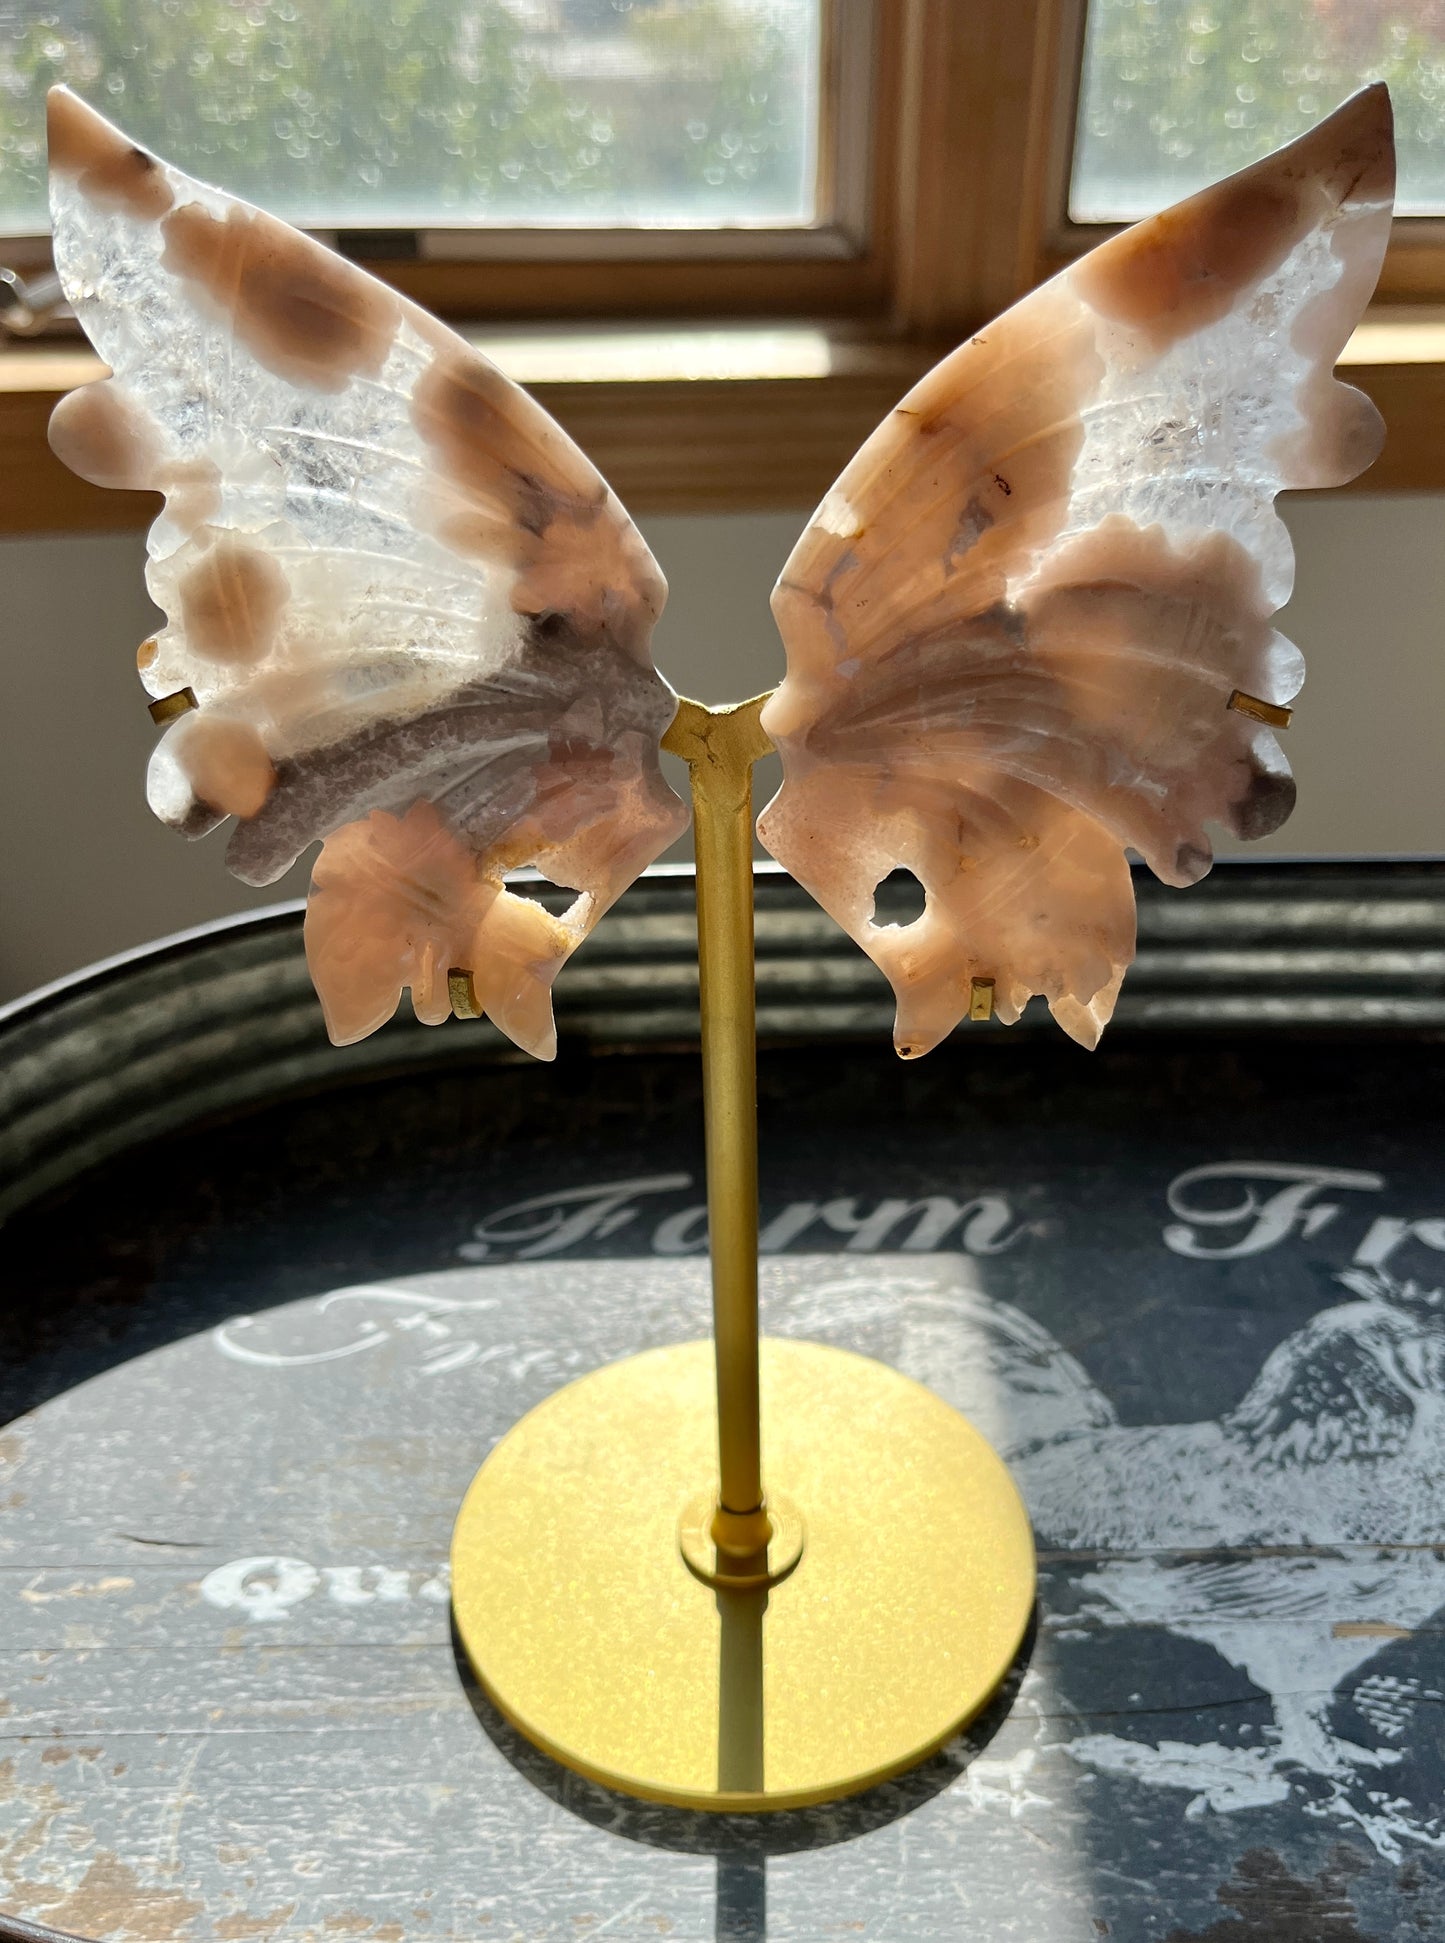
[662,691,776,806]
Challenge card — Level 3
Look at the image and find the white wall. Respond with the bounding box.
[3,497,1443,1003]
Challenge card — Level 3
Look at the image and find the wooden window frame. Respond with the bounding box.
[4,0,1445,536]
[890,0,1445,492]
[0,0,903,327]
[346,0,901,323]
[1031,0,1445,306]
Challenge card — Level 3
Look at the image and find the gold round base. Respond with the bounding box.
[451,1337,1036,1813]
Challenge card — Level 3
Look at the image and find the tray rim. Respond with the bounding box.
[5,855,1445,1225]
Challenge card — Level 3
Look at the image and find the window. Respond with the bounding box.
[5,0,1445,536]
[0,0,890,319]
[1055,0,1445,306]
[2,0,824,231]
[1072,0,1445,221]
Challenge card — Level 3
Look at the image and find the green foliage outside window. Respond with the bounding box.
[0,0,816,231]
[1075,0,1445,218]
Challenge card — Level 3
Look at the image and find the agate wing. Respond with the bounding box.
[758,88,1394,1055]
[46,87,687,1059]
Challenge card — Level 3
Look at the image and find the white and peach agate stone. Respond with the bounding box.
[758,88,1395,1056]
[46,87,687,1058]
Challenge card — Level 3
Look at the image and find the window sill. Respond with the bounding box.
[0,324,931,532]
[2,314,1444,535]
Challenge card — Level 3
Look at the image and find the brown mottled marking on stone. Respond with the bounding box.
[48,380,160,492]
[1074,176,1302,352]
[162,455,223,534]
[228,613,675,889]
[172,714,277,819]
[136,638,158,673]
[48,86,174,219]
[1272,93,1394,491]
[407,323,663,646]
[1233,757,1296,842]
[46,87,108,175]
[1023,518,1300,866]
[777,276,1102,686]
[1076,87,1393,358]
[1282,82,1394,215]
[48,381,222,535]
[160,792,224,843]
[1174,840,1212,882]
[412,348,566,545]
[179,533,288,664]
[161,201,401,393]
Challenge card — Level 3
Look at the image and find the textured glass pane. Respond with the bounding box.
[1073,0,1445,219]
[0,0,820,233]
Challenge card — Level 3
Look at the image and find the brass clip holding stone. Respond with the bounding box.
[969,976,995,1022]
[1228,689,1292,730]
[147,686,198,727]
[448,968,482,1020]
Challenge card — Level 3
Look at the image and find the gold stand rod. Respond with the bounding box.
[663,691,775,1558]
[453,685,1038,1809]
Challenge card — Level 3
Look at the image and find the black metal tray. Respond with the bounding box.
[3,860,1444,1942]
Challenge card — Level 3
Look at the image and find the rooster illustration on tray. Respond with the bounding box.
[207,1244,1445,1855]
[45,69,1433,1859]
[926,1262,1445,1859]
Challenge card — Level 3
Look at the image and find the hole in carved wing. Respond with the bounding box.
[872,868,928,929]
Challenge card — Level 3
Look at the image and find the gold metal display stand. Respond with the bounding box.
[451,694,1036,1811]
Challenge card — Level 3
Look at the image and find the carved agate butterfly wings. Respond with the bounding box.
[46,87,687,1059]
[49,88,1394,1066]
[759,88,1394,1056]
